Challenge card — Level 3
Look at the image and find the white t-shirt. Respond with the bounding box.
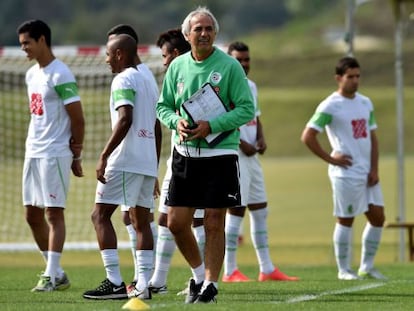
[306,91,377,179]
[24,59,80,158]
[137,63,159,97]
[107,67,158,177]
[239,79,260,146]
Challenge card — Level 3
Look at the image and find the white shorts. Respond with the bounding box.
[95,170,155,209]
[22,156,72,208]
[238,154,267,206]
[330,177,384,217]
[158,157,204,218]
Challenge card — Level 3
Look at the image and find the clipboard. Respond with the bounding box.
[182,83,233,147]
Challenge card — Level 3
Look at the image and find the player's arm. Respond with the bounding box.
[239,139,256,156]
[301,127,352,168]
[96,105,133,183]
[368,130,379,186]
[65,101,85,177]
[256,116,267,154]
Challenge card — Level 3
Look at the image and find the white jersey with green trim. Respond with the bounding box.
[107,67,157,177]
[239,78,260,146]
[25,59,80,158]
[306,91,377,178]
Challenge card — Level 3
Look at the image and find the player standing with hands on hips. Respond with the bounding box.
[301,57,386,280]
[156,6,255,303]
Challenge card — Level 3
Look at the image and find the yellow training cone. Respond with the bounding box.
[121,298,150,310]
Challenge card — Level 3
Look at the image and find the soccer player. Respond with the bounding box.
[301,56,387,280]
[17,19,85,292]
[222,41,299,283]
[106,24,160,293]
[148,28,206,294]
[156,7,255,303]
[82,34,158,300]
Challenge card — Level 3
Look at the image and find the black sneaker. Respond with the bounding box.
[194,283,218,303]
[184,278,203,304]
[83,278,127,300]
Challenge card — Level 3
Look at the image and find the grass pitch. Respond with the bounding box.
[1,258,414,310]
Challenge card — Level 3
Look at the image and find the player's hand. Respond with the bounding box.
[256,138,267,154]
[331,152,353,168]
[153,178,160,199]
[71,158,84,177]
[367,170,379,186]
[240,140,256,156]
[96,156,107,184]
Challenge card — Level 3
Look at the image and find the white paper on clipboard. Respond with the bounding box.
[182,83,232,146]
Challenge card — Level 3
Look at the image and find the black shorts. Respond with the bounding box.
[166,148,241,208]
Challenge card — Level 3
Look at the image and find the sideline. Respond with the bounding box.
[284,282,386,304]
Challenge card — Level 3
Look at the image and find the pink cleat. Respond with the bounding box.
[258,268,299,281]
[222,269,252,282]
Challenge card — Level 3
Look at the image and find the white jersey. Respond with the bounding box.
[306,91,377,179]
[24,59,80,158]
[239,79,260,146]
[137,63,159,97]
[107,67,157,177]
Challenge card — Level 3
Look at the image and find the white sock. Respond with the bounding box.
[136,250,154,291]
[44,251,61,285]
[193,225,206,259]
[224,214,243,275]
[150,225,176,287]
[101,249,123,286]
[41,250,64,278]
[191,263,205,284]
[150,220,158,248]
[125,224,138,281]
[249,208,274,274]
[359,222,383,272]
[333,223,353,272]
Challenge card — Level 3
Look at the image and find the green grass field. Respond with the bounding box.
[2,156,414,310]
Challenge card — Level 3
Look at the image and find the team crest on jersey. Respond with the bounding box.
[30,93,44,115]
[210,72,222,84]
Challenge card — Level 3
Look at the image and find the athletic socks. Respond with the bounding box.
[125,224,138,281]
[193,225,206,258]
[150,225,176,287]
[333,223,353,272]
[44,251,61,285]
[101,249,123,286]
[224,214,243,275]
[249,208,274,274]
[359,222,383,272]
[136,250,154,291]
[191,263,205,284]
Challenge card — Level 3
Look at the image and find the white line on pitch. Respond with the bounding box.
[285,282,387,303]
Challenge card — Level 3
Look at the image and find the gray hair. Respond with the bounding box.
[181,6,219,37]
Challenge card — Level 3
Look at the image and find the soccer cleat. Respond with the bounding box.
[82,278,128,300]
[127,286,152,300]
[194,283,218,304]
[184,278,203,304]
[222,269,252,282]
[55,272,71,291]
[338,269,361,280]
[358,268,387,280]
[31,275,55,292]
[126,281,137,295]
[148,282,168,294]
[258,268,299,281]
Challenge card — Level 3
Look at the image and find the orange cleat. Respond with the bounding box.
[258,268,299,281]
[222,269,252,282]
